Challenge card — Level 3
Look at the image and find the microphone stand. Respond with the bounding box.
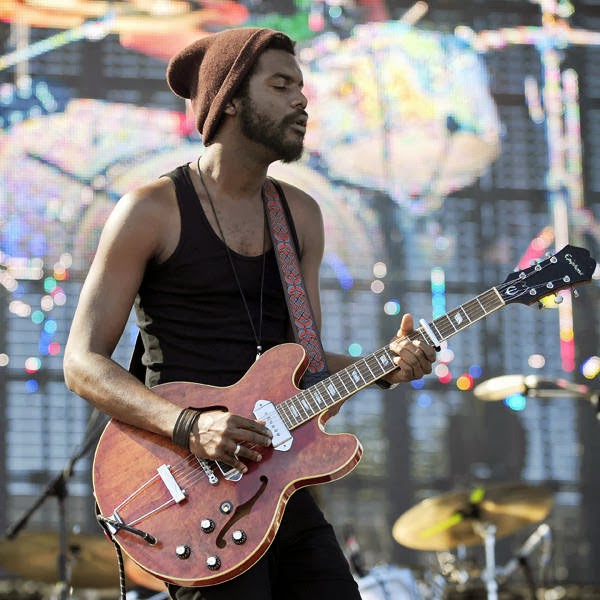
[4,409,107,600]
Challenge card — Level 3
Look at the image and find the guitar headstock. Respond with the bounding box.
[499,245,597,306]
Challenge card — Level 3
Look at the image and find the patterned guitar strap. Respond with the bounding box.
[262,178,331,389]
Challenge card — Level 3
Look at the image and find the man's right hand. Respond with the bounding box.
[189,410,273,473]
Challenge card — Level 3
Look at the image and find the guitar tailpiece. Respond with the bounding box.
[97,513,158,545]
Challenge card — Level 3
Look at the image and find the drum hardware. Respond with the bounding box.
[357,564,425,600]
[125,592,169,600]
[392,483,554,599]
[343,523,369,578]
[0,531,120,589]
[474,522,499,600]
[473,375,600,420]
[1,409,113,595]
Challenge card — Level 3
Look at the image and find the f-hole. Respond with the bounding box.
[216,476,268,548]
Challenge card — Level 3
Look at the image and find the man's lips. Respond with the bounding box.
[287,113,308,133]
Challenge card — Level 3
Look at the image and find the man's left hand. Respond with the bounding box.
[384,313,437,385]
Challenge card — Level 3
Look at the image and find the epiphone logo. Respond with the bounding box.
[564,253,584,275]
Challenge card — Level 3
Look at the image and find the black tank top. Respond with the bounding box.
[134,165,292,387]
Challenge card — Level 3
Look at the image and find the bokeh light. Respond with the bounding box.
[504,393,527,411]
[384,300,401,316]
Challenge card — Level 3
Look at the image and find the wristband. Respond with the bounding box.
[172,408,203,450]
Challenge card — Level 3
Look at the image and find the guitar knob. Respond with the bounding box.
[200,519,215,533]
[175,545,191,560]
[232,530,247,545]
[206,555,221,570]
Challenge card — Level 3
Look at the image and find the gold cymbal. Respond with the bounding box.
[0,531,120,588]
[392,483,553,551]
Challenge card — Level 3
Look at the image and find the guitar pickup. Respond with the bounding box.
[254,400,293,451]
[157,464,186,503]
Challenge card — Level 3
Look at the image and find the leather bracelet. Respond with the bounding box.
[172,408,203,450]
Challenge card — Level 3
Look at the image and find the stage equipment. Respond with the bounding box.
[473,374,599,417]
[357,564,424,600]
[0,531,118,588]
[3,410,108,598]
[392,483,552,552]
[393,483,553,600]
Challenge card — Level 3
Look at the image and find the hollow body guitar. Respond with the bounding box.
[92,244,596,588]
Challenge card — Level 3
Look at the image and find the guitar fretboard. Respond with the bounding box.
[277,287,505,430]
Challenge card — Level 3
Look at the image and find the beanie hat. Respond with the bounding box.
[166,28,294,144]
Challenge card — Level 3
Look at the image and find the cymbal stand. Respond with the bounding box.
[4,409,107,600]
[474,522,499,600]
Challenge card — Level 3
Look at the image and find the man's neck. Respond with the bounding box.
[198,141,274,201]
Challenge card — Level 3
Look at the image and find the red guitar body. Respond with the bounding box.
[93,343,362,587]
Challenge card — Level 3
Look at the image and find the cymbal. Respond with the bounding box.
[392,483,553,551]
[0,531,136,588]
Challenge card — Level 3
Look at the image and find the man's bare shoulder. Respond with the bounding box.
[273,179,324,258]
[119,176,177,219]
[274,179,322,219]
[101,176,179,263]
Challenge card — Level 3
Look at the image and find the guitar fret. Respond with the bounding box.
[289,403,301,420]
[298,391,317,417]
[363,359,377,379]
[434,314,456,339]
[432,321,444,342]
[464,297,486,321]
[335,372,350,395]
[326,380,340,400]
[300,396,312,414]
[339,371,358,392]
[480,290,498,312]
[349,366,366,386]
[374,349,394,374]
[413,328,433,347]
[303,390,320,414]
[312,387,327,408]
[278,403,293,428]
[448,306,471,330]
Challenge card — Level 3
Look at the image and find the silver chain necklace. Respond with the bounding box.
[197,158,267,361]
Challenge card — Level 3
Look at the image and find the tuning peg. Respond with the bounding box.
[573,289,579,298]
[538,301,545,310]
[554,294,564,305]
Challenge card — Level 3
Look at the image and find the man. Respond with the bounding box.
[63,27,436,599]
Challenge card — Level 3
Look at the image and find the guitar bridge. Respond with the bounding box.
[157,464,186,503]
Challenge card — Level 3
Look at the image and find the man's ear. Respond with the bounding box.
[223,99,238,116]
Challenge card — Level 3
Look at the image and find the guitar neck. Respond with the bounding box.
[278,286,505,429]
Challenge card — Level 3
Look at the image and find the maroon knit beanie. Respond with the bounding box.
[166,28,294,144]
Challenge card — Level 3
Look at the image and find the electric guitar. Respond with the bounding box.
[92,244,596,587]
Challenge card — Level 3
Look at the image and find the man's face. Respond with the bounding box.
[237,49,308,163]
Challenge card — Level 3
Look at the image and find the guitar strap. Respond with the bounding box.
[262,178,330,388]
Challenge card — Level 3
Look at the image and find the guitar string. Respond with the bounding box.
[120,265,567,514]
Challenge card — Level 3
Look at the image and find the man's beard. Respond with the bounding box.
[239,96,304,163]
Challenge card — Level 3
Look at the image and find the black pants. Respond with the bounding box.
[167,489,361,600]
